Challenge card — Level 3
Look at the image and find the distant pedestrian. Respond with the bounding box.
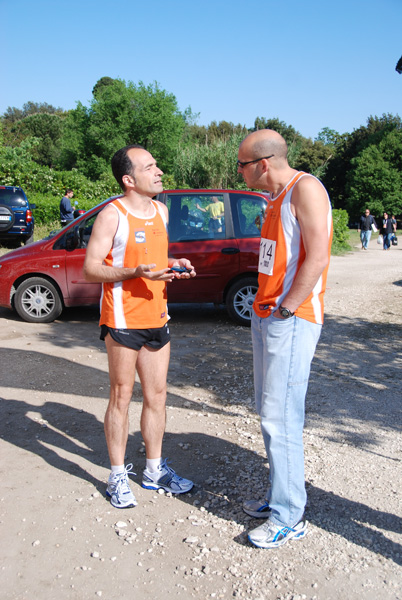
[358,208,377,250]
[382,212,394,250]
[60,189,74,226]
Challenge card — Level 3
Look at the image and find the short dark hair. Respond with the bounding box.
[111,145,145,191]
[65,188,73,195]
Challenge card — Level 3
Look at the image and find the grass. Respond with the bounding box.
[0,221,60,257]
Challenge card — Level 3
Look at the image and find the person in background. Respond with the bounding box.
[358,208,377,250]
[60,189,74,226]
[382,212,394,250]
[196,196,224,233]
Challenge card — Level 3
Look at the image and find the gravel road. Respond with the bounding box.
[0,236,401,600]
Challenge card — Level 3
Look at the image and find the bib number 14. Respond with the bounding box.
[258,238,276,276]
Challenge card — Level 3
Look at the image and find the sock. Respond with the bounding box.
[146,458,162,473]
[111,464,125,475]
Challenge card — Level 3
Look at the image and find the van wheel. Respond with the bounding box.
[226,277,258,326]
[14,277,63,323]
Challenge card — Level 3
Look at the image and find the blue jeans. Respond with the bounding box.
[360,229,371,249]
[383,233,392,250]
[251,312,322,527]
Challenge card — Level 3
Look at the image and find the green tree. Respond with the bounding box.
[322,113,402,209]
[345,128,402,220]
[315,127,344,147]
[92,77,118,98]
[173,132,246,189]
[15,113,64,166]
[59,78,186,179]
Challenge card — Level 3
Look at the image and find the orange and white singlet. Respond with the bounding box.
[253,172,333,325]
[99,198,169,329]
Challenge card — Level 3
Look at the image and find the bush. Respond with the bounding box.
[331,208,351,253]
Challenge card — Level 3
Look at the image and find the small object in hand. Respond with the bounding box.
[168,267,192,273]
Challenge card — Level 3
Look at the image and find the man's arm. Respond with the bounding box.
[275,176,331,317]
[83,204,175,283]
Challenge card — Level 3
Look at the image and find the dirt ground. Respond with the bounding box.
[0,236,401,600]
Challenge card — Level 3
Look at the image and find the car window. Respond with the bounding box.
[165,194,225,242]
[76,214,98,248]
[230,193,267,238]
[0,190,27,207]
[53,213,99,250]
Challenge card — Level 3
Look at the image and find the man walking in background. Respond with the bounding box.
[358,208,377,250]
[237,130,332,548]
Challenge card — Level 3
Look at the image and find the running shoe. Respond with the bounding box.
[248,517,308,549]
[142,458,193,494]
[106,463,137,509]
[243,499,271,518]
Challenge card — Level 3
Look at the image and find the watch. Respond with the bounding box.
[279,305,295,319]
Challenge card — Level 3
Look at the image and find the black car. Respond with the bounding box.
[0,186,36,247]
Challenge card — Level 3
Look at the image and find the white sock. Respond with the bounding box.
[111,464,125,475]
[146,458,162,473]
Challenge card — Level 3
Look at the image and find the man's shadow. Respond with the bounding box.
[1,396,401,565]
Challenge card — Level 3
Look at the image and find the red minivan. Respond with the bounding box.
[0,189,267,325]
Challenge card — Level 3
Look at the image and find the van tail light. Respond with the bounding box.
[26,209,33,224]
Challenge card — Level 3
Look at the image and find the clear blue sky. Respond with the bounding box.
[1,0,401,140]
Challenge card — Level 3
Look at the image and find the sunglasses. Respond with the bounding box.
[237,154,274,168]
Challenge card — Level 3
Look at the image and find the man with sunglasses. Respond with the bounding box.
[237,130,333,549]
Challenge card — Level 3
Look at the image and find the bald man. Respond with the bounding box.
[237,130,333,549]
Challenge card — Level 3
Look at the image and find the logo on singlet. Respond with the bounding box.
[135,230,146,243]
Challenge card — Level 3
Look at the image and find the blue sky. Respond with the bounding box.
[1,0,401,140]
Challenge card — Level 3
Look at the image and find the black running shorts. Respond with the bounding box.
[100,323,171,350]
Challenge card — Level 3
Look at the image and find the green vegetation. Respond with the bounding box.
[1,77,401,254]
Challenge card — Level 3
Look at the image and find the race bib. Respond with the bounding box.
[258,237,276,275]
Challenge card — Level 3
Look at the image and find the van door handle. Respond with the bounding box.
[221,248,240,254]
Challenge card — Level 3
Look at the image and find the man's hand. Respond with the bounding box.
[136,264,176,282]
[168,258,196,279]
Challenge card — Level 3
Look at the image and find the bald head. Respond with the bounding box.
[239,130,288,164]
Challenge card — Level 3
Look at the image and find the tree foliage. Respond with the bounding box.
[322,113,402,210]
[345,128,402,219]
[173,132,246,189]
[1,77,402,233]
[58,78,186,178]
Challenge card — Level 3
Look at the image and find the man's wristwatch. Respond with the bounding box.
[278,305,295,319]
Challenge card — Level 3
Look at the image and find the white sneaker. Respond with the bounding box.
[248,517,308,549]
[106,464,137,509]
[142,458,193,494]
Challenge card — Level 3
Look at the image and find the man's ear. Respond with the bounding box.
[122,173,134,188]
[260,158,270,173]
